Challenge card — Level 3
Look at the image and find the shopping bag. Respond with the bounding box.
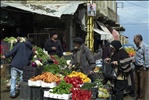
[102,61,117,79]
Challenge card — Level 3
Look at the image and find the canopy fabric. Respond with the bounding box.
[93,28,114,40]
[1,1,85,18]
[112,29,120,40]
[96,21,111,34]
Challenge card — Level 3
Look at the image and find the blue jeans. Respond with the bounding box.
[10,67,23,96]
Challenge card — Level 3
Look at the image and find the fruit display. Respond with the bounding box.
[98,87,110,99]
[64,76,83,88]
[67,71,91,83]
[94,67,100,73]
[30,72,60,83]
[123,46,136,57]
[50,80,73,94]
[63,52,73,55]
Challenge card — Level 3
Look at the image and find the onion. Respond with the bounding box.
[31,62,37,67]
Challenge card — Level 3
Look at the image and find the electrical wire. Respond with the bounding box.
[119,16,149,25]
[118,9,148,20]
[124,1,149,9]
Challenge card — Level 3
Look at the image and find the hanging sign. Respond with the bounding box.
[87,3,96,16]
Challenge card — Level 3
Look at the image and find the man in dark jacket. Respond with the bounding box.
[1,39,33,98]
[44,32,63,57]
[69,37,95,78]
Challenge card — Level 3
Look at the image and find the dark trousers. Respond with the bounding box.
[115,80,126,100]
[135,67,148,100]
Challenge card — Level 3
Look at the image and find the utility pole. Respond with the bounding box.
[86,0,94,52]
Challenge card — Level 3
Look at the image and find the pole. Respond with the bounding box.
[86,0,94,52]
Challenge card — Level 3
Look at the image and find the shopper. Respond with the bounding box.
[102,42,112,60]
[69,37,95,78]
[102,42,112,84]
[105,40,132,100]
[1,38,33,98]
[44,32,63,57]
[133,34,149,100]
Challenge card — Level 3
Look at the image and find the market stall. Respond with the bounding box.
[19,45,113,100]
[1,37,114,100]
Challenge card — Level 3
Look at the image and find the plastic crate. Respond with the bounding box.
[23,66,43,82]
[30,87,43,100]
[20,82,31,100]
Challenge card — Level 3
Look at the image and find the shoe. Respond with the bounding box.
[10,94,17,98]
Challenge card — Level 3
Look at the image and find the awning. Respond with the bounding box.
[93,28,114,41]
[1,1,85,18]
[112,29,120,40]
[96,21,111,34]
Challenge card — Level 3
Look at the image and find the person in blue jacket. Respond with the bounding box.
[1,38,33,98]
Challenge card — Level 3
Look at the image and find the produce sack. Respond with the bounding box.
[102,61,116,79]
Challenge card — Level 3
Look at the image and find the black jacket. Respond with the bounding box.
[5,41,33,70]
[44,39,63,57]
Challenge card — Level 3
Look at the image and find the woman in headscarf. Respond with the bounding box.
[105,40,132,100]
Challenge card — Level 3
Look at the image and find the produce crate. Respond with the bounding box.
[91,88,98,99]
[23,66,43,82]
[30,87,43,100]
[41,81,57,88]
[20,82,31,100]
[44,90,71,100]
[28,80,42,87]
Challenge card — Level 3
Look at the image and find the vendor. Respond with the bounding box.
[69,37,95,77]
[44,32,63,57]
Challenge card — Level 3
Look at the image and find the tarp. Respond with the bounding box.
[112,29,120,40]
[93,28,114,40]
[1,1,85,18]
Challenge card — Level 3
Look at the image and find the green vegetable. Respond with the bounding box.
[59,69,72,76]
[50,80,72,94]
[53,55,67,67]
[43,64,60,74]
[33,46,49,64]
[4,37,17,50]
[80,83,97,90]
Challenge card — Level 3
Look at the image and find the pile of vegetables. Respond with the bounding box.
[67,71,91,83]
[4,37,17,50]
[80,83,97,90]
[51,55,67,67]
[98,87,110,99]
[59,69,72,76]
[30,72,60,83]
[43,64,60,74]
[31,60,43,67]
[71,88,92,100]
[50,80,72,94]
[32,46,49,65]
[64,76,83,88]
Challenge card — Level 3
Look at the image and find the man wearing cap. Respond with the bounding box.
[69,37,95,81]
[44,32,63,57]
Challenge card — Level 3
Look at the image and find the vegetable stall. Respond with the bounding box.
[21,46,114,100]
[2,37,113,100]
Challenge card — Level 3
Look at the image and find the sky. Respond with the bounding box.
[117,1,149,45]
